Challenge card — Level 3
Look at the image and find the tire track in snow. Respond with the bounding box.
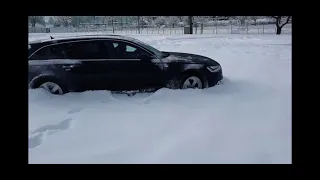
[28,118,73,149]
[67,107,83,114]
[28,107,84,150]
[29,91,122,151]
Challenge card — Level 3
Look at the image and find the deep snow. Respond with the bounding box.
[28,34,292,164]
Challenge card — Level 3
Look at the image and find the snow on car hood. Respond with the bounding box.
[161,52,219,66]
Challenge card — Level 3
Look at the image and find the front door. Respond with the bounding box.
[102,40,165,91]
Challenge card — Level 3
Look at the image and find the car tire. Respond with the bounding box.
[33,77,68,95]
[167,73,205,90]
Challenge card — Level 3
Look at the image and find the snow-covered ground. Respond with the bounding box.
[28,34,292,164]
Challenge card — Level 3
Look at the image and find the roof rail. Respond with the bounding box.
[35,34,123,43]
[66,34,122,37]
[82,34,121,36]
[47,34,122,39]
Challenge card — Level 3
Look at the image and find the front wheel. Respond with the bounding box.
[181,76,203,89]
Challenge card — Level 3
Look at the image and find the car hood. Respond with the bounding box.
[161,52,219,66]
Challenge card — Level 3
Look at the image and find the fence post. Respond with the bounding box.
[230,24,232,34]
[216,23,217,34]
[263,24,264,34]
[246,22,248,34]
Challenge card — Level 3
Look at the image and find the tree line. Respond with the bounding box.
[28,16,291,35]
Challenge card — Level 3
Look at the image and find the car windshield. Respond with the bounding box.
[128,38,165,58]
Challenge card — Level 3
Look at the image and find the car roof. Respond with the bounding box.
[28,34,134,46]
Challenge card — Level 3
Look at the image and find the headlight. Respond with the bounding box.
[206,65,221,73]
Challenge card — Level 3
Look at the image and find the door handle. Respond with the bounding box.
[62,64,79,71]
[62,65,76,68]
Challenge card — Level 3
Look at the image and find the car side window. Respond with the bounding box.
[29,44,68,60]
[112,42,137,52]
[65,41,108,59]
[30,41,108,60]
[105,41,150,60]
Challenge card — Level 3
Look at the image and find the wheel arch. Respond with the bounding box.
[181,69,208,88]
[166,66,209,89]
[29,74,64,89]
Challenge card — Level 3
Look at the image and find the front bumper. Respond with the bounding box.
[204,68,223,88]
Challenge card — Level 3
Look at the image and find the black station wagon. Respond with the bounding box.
[28,35,223,95]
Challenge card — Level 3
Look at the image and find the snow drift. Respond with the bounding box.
[28,34,292,164]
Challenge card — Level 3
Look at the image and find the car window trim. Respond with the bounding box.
[28,39,158,60]
[105,39,151,59]
[29,59,141,63]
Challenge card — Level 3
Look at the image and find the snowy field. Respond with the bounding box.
[28,33,292,164]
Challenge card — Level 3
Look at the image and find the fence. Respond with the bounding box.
[29,23,291,35]
[29,27,50,33]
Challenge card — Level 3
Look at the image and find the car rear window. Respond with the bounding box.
[29,44,68,60]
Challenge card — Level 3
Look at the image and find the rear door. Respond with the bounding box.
[63,40,115,91]
[28,43,85,91]
[29,40,116,91]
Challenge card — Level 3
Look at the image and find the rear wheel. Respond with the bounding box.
[39,82,64,95]
[32,77,68,95]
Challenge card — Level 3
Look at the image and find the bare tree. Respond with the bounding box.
[84,16,95,23]
[272,16,291,35]
[54,16,72,27]
[167,16,180,28]
[141,16,153,26]
[48,17,55,25]
[111,17,115,33]
[194,16,208,34]
[29,16,45,27]
[126,16,128,26]
[179,16,189,25]
[188,16,193,34]
[137,16,140,34]
[177,16,185,22]
[70,16,86,28]
[105,16,115,33]
[153,16,166,27]
[235,16,247,26]
[251,16,258,26]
